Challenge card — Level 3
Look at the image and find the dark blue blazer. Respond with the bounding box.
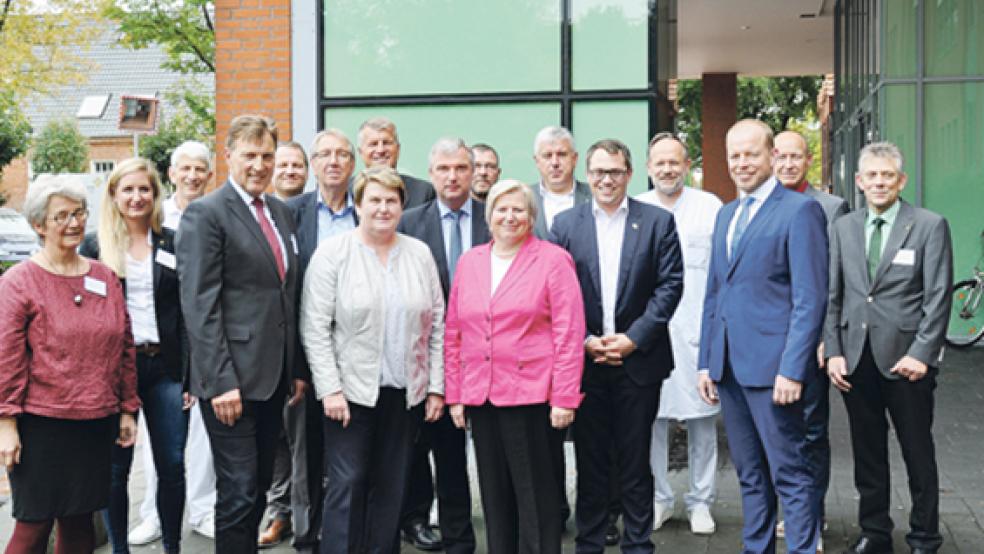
[549,198,684,386]
[397,199,491,301]
[287,190,359,278]
[80,229,187,384]
[698,181,829,387]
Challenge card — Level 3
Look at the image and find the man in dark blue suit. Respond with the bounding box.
[396,137,487,553]
[697,119,828,554]
[550,139,684,553]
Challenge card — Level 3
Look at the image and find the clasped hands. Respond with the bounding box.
[585,334,636,366]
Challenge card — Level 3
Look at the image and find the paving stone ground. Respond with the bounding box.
[2,347,982,553]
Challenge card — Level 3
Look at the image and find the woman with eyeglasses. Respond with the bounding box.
[0,174,139,554]
[78,158,191,554]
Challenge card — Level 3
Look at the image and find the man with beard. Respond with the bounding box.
[470,143,501,202]
[636,133,721,535]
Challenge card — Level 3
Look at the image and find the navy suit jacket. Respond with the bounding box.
[397,199,491,301]
[698,180,829,387]
[287,189,359,279]
[549,198,684,386]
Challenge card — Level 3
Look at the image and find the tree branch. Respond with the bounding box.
[0,0,14,34]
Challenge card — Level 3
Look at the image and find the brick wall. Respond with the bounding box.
[214,0,293,184]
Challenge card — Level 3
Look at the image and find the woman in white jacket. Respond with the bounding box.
[300,166,445,554]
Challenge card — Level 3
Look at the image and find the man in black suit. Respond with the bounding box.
[357,117,436,209]
[176,114,306,553]
[550,139,683,553]
[397,137,488,553]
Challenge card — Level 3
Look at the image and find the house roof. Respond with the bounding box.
[22,21,214,139]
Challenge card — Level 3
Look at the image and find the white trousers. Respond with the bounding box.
[650,415,717,510]
[138,402,216,525]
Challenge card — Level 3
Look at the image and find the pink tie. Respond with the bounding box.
[251,197,285,281]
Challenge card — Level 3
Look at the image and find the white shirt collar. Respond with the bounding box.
[737,176,778,204]
[437,197,472,218]
[591,196,629,219]
[228,177,266,207]
[539,181,575,199]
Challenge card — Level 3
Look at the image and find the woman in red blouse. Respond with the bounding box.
[0,174,140,554]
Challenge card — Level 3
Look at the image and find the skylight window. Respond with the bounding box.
[77,95,111,119]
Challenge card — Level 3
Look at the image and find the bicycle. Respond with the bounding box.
[946,230,984,348]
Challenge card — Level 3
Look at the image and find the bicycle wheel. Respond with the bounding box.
[947,279,984,348]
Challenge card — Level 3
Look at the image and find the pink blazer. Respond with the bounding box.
[444,236,586,409]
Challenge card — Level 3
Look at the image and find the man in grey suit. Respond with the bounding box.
[773,130,849,541]
[531,125,592,238]
[357,117,436,209]
[177,114,306,553]
[397,137,488,553]
[825,142,952,554]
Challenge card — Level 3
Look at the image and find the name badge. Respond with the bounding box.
[290,234,299,255]
[155,249,177,270]
[84,276,107,297]
[892,248,915,266]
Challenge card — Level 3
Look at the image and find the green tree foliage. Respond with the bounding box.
[0,89,32,180]
[786,119,823,186]
[102,0,214,74]
[675,76,823,167]
[31,119,89,174]
[139,105,212,188]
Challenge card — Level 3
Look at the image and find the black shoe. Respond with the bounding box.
[401,522,443,552]
[604,521,620,546]
[842,536,893,554]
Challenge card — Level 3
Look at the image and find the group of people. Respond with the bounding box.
[0,113,951,554]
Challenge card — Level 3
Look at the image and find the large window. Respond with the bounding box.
[319,0,675,196]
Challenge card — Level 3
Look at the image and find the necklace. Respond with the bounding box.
[40,250,84,306]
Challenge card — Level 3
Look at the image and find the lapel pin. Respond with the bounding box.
[631,222,639,230]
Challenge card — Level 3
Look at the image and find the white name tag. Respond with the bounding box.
[892,248,915,266]
[290,234,299,255]
[155,249,177,270]
[84,276,107,297]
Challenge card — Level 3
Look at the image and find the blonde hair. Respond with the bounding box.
[484,179,537,227]
[353,166,406,206]
[97,158,164,277]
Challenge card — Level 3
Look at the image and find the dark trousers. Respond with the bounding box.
[718,364,819,554]
[574,365,660,554]
[319,387,420,554]
[841,342,942,551]
[265,386,324,548]
[402,412,476,553]
[802,366,831,520]
[549,427,570,525]
[201,381,286,554]
[470,403,562,554]
[105,355,188,554]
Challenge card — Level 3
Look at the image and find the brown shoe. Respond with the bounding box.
[258,518,292,549]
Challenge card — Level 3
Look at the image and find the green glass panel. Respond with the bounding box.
[879,85,916,204]
[571,101,649,196]
[926,0,984,77]
[572,0,648,90]
[882,0,917,78]
[924,82,984,277]
[323,103,561,185]
[323,0,560,97]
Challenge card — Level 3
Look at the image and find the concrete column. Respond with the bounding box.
[701,72,737,203]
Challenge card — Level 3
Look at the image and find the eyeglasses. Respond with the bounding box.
[312,149,353,162]
[50,208,89,226]
[588,168,629,180]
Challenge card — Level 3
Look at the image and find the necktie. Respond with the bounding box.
[448,210,463,280]
[252,197,285,281]
[868,217,885,280]
[730,196,755,261]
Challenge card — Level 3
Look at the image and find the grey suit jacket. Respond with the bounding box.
[531,179,592,238]
[176,182,303,400]
[397,198,491,300]
[803,185,850,233]
[823,200,953,377]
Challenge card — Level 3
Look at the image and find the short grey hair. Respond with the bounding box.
[485,179,538,229]
[533,125,576,154]
[857,141,905,174]
[170,140,212,170]
[357,117,399,146]
[23,174,88,227]
[311,128,355,159]
[428,137,473,167]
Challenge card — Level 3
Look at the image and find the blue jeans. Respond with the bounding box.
[104,354,189,554]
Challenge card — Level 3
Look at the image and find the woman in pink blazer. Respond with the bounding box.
[445,179,585,554]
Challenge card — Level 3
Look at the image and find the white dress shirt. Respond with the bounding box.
[540,183,576,232]
[490,253,513,295]
[228,178,289,272]
[593,197,629,335]
[125,232,160,345]
[726,177,777,258]
[162,196,182,230]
